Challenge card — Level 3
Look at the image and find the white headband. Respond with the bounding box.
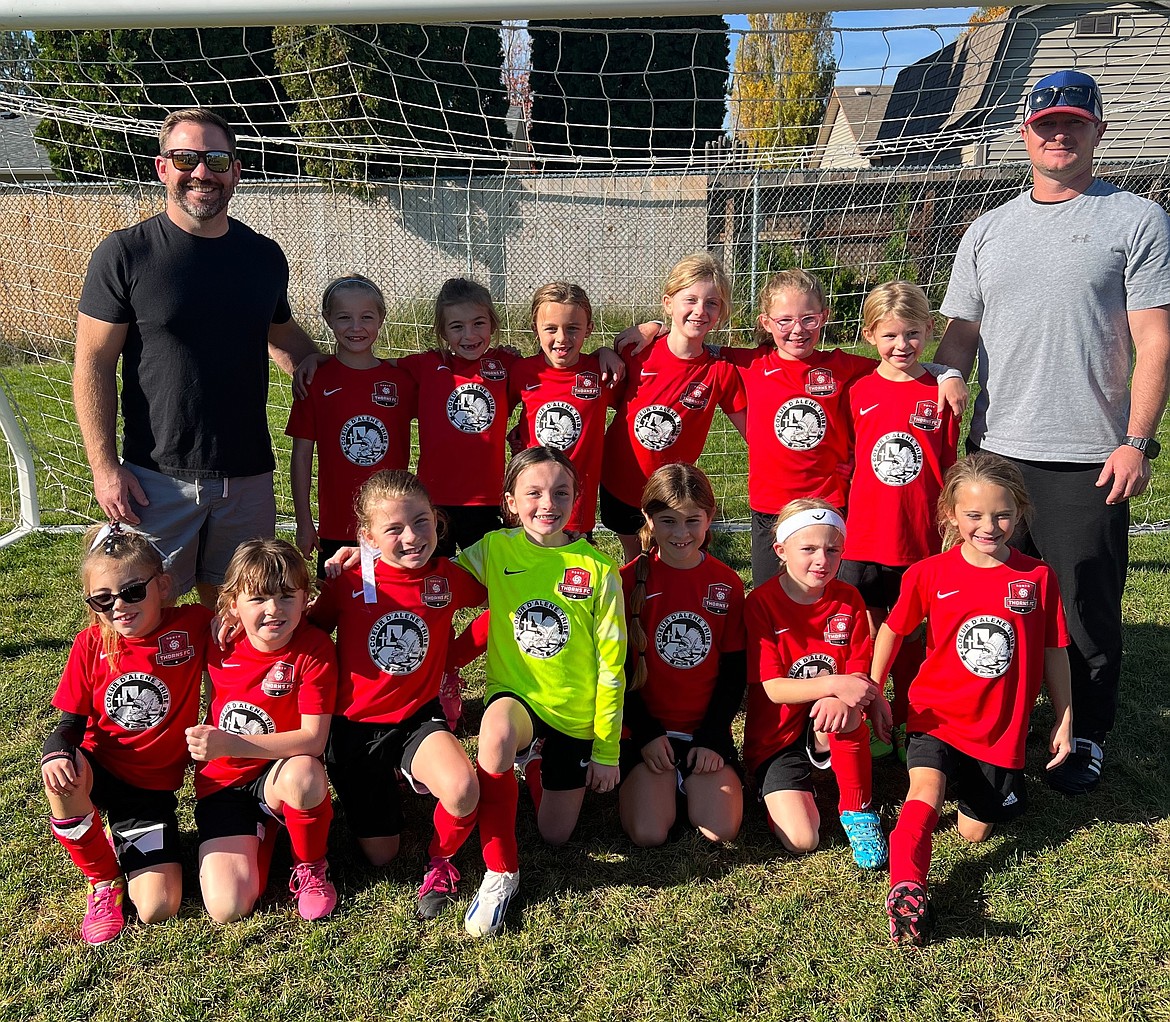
[774,508,846,545]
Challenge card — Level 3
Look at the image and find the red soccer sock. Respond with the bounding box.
[428,802,478,861]
[829,721,872,814]
[524,758,544,814]
[447,611,490,672]
[51,812,121,884]
[890,799,939,888]
[283,797,334,865]
[891,635,924,727]
[476,764,519,873]
[256,819,280,893]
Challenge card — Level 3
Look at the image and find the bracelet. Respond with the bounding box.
[40,750,74,766]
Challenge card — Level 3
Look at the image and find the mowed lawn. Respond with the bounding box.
[1,527,1168,1021]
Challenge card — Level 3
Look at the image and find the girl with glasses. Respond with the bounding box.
[40,523,210,944]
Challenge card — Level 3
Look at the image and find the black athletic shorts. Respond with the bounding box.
[194,762,279,843]
[81,748,181,871]
[489,691,595,791]
[598,485,645,537]
[835,560,908,611]
[434,505,502,558]
[905,732,1027,825]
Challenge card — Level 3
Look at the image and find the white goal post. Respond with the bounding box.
[1,3,1168,547]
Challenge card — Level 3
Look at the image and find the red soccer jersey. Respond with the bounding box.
[619,551,745,735]
[601,337,746,507]
[743,576,871,772]
[52,604,212,791]
[399,348,517,506]
[722,344,874,514]
[195,622,337,797]
[885,546,1069,769]
[844,371,960,567]
[285,357,416,541]
[508,352,621,533]
[310,557,486,724]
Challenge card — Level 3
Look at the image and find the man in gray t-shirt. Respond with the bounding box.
[937,70,1170,795]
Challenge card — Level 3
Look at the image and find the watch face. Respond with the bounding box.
[1128,436,1161,459]
[1147,438,1162,459]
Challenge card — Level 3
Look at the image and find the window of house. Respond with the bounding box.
[1075,14,1117,36]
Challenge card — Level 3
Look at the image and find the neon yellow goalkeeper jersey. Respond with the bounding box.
[457,528,627,765]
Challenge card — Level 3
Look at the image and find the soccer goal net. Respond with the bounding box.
[2,4,1169,545]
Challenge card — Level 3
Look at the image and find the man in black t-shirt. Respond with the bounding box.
[73,108,320,604]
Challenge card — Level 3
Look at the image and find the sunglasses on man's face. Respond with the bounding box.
[1027,85,1100,118]
[84,575,159,614]
[160,149,235,173]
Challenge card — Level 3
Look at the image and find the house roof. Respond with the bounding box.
[0,112,53,178]
[814,85,893,151]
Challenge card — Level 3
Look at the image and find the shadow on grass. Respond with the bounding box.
[0,636,73,662]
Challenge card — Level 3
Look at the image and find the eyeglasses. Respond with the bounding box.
[1027,85,1101,120]
[160,149,235,173]
[84,575,159,614]
[768,314,825,332]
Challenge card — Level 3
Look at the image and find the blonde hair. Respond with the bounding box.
[218,539,311,620]
[354,469,441,540]
[433,278,499,344]
[663,253,731,331]
[530,281,593,332]
[938,453,1032,551]
[772,498,843,575]
[753,268,828,345]
[321,274,387,320]
[628,465,718,691]
[81,523,170,669]
[501,446,580,527]
[861,280,932,336]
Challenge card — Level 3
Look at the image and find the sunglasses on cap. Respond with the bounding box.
[1026,84,1102,120]
[160,148,235,173]
[84,574,160,614]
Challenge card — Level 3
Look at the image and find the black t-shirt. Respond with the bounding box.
[78,213,293,478]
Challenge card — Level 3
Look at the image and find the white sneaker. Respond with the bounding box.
[464,868,520,937]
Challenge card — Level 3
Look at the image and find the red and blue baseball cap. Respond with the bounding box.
[1024,70,1103,126]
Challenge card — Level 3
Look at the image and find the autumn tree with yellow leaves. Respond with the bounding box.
[730,12,835,161]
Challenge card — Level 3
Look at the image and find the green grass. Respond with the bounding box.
[1,530,1169,1020]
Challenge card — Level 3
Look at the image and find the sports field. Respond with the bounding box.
[2,525,1168,1021]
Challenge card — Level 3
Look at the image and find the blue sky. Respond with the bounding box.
[727,9,977,87]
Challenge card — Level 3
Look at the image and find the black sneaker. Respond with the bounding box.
[1047,738,1103,796]
[417,856,460,920]
[887,880,932,946]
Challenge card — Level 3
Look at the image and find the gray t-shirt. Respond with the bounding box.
[941,179,1170,462]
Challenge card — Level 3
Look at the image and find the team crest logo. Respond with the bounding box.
[956,615,1015,678]
[368,611,429,675]
[655,611,712,669]
[372,381,399,407]
[634,405,683,451]
[422,575,452,609]
[155,630,194,666]
[910,400,940,431]
[775,398,827,451]
[479,357,507,381]
[218,700,275,736]
[824,613,852,646]
[535,402,583,450]
[679,381,711,410]
[447,384,496,433]
[1005,580,1038,614]
[261,661,296,697]
[557,567,593,600]
[871,432,924,486]
[805,368,837,397]
[341,415,390,467]
[572,372,601,399]
[105,672,170,731]
[789,653,837,679]
[514,600,570,659]
[702,583,732,614]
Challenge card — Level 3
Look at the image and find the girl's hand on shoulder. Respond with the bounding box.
[640,735,675,774]
[833,672,878,709]
[809,696,850,733]
[41,752,79,795]
[868,694,893,744]
[586,761,619,793]
[210,612,242,651]
[293,352,330,400]
[687,746,724,774]
[938,373,969,417]
[186,724,231,762]
[596,346,626,385]
[613,321,660,356]
[325,545,361,576]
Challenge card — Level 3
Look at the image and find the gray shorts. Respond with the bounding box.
[124,462,276,594]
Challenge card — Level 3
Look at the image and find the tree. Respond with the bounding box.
[272,23,512,180]
[0,31,36,99]
[967,6,1011,30]
[730,13,835,159]
[32,28,296,181]
[527,18,730,168]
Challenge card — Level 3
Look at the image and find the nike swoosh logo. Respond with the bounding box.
[99,652,108,660]
[640,371,657,379]
[352,590,366,599]
[579,758,592,769]
[324,387,343,396]
[221,662,241,668]
[859,404,879,415]
[774,628,789,635]
[645,592,663,600]
[504,568,525,575]
[524,384,541,391]
[764,367,785,376]
[937,590,960,599]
